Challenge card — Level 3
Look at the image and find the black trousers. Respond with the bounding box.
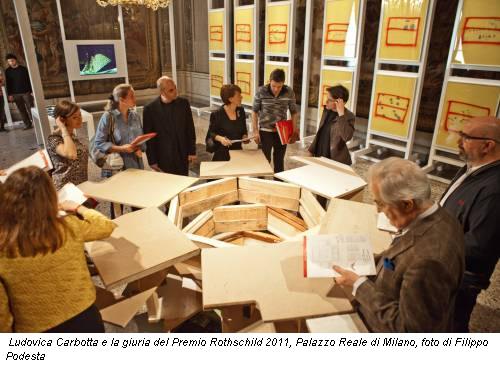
[0,94,6,129]
[453,285,481,332]
[12,93,33,127]
[260,130,287,173]
[45,304,105,333]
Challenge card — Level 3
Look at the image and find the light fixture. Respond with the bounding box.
[96,0,170,11]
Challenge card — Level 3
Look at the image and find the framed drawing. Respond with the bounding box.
[323,0,361,58]
[378,0,430,62]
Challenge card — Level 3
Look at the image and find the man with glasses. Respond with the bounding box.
[440,116,500,332]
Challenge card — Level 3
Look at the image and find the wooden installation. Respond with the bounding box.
[78,168,197,209]
[179,178,239,217]
[213,204,268,233]
[85,208,200,289]
[425,0,500,182]
[100,287,158,328]
[199,150,274,179]
[299,189,326,227]
[320,198,392,254]
[202,242,353,322]
[275,163,366,200]
[238,176,300,211]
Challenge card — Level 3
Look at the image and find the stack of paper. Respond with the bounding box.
[276,120,294,145]
[303,234,376,278]
[0,150,53,183]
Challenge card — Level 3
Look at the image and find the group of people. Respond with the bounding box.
[0,56,498,333]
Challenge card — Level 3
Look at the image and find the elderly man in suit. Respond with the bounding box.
[334,157,465,332]
[440,116,500,332]
[143,76,196,176]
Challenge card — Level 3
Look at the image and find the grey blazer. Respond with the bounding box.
[356,207,465,332]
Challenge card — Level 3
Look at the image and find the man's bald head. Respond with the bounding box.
[459,116,500,166]
[463,116,500,143]
[157,76,178,103]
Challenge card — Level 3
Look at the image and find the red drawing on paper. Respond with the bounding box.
[326,23,349,44]
[321,85,332,106]
[268,24,287,44]
[211,74,223,90]
[236,24,251,43]
[236,72,251,95]
[444,100,491,132]
[385,17,420,47]
[375,93,410,123]
[461,17,500,45]
[210,25,223,42]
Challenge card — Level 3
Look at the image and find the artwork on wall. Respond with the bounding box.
[319,68,354,109]
[265,3,291,55]
[323,0,360,58]
[209,58,225,97]
[451,0,500,67]
[379,0,429,62]
[234,7,254,53]
[209,10,225,52]
[235,60,254,105]
[435,81,500,151]
[77,44,117,76]
[370,73,417,139]
[264,63,289,85]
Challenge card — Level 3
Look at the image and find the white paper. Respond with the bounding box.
[377,212,398,233]
[58,183,87,205]
[305,234,376,278]
[230,135,255,143]
[0,150,53,183]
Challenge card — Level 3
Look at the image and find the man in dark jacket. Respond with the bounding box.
[143,77,196,176]
[440,116,500,332]
[4,54,33,130]
[308,84,355,165]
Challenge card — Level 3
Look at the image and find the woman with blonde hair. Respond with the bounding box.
[0,166,115,332]
[94,83,145,170]
[46,100,88,190]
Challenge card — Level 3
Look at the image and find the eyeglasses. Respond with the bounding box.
[458,131,500,144]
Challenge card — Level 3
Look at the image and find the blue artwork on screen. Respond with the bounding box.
[77,44,117,76]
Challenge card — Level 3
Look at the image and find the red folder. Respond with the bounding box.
[275,120,294,145]
[131,133,157,146]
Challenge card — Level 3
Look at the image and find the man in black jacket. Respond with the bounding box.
[440,116,500,332]
[143,76,196,176]
[4,54,33,130]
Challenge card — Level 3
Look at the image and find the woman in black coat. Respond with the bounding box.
[206,84,249,161]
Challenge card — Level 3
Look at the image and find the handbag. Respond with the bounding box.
[89,112,124,170]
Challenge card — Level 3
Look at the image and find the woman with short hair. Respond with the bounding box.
[0,166,115,332]
[206,84,249,161]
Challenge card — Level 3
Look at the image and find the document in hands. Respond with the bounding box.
[0,149,53,183]
[57,183,87,217]
[130,132,157,146]
[58,183,87,205]
[303,234,376,278]
[230,135,256,143]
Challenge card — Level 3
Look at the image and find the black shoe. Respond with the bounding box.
[23,125,33,130]
[0,128,7,132]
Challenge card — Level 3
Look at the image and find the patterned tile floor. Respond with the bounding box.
[1,113,498,332]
